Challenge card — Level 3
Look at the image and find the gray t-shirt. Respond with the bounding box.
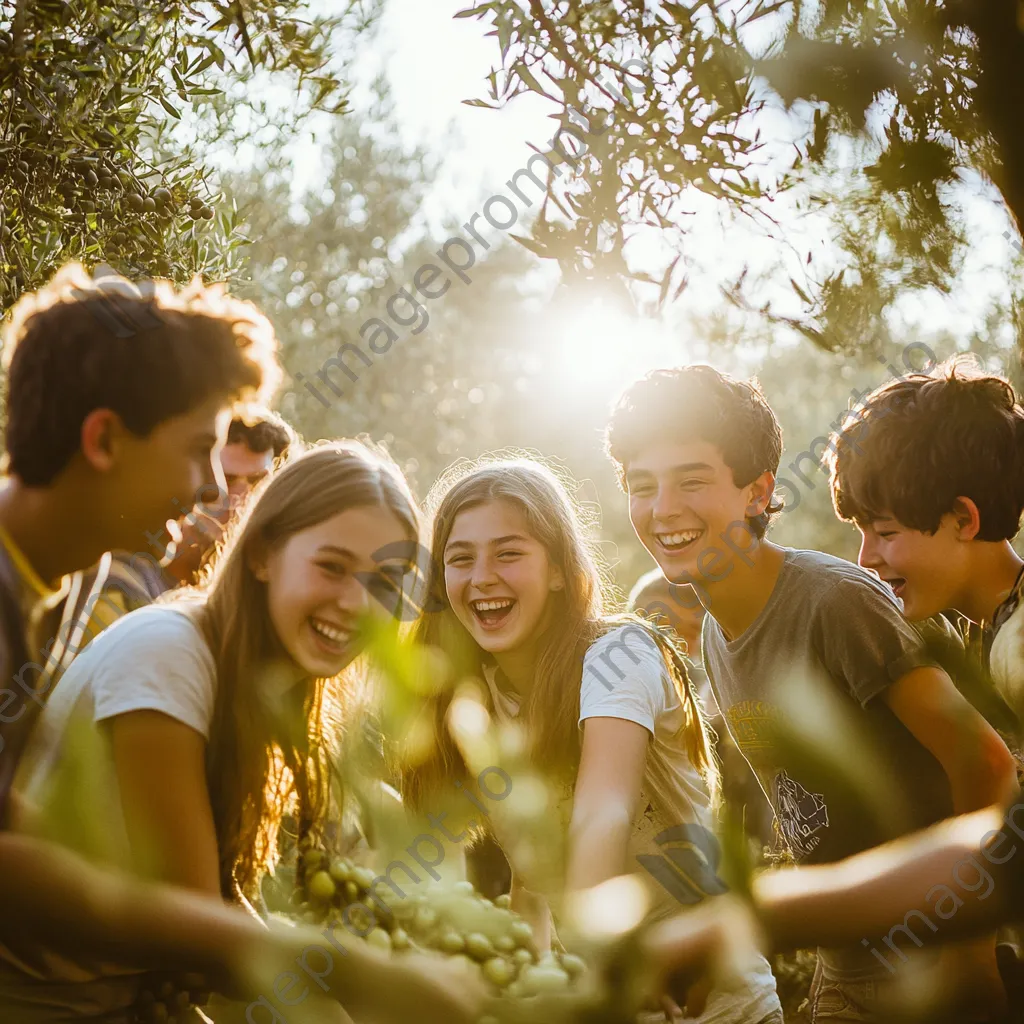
[702,548,953,870]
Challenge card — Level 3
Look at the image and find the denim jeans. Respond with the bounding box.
[807,961,881,1023]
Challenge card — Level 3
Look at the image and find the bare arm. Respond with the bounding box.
[0,834,484,1024]
[883,666,1018,813]
[566,717,648,892]
[106,710,221,894]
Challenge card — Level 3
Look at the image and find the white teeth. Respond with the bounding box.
[472,599,514,612]
[311,619,350,645]
[656,529,703,546]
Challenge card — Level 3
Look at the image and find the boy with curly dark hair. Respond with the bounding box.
[606,363,1017,1023]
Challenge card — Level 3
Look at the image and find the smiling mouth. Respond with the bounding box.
[309,616,353,654]
[882,577,907,599]
[653,528,704,555]
[470,597,516,631]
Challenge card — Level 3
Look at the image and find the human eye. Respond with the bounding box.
[317,559,348,577]
[679,476,707,491]
[445,553,470,567]
[628,480,655,498]
[497,549,523,561]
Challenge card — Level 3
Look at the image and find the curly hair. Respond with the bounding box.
[227,406,298,460]
[2,263,283,486]
[605,365,784,538]
[827,356,1024,540]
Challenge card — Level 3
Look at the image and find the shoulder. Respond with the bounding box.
[72,602,211,676]
[783,548,900,611]
[584,623,665,671]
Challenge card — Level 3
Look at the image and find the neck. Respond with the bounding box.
[0,478,109,585]
[697,537,786,641]
[493,643,540,697]
[954,541,1024,625]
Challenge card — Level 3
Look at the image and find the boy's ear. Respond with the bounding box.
[80,408,125,473]
[952,497,982,541]
[745,471,776,517]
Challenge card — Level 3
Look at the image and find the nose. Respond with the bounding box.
[858,532,881,570]
[651,485,683,523]
[338,573,371,615]
[469,554,498,590]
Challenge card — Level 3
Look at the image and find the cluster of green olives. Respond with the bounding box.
[294,846,586,1000]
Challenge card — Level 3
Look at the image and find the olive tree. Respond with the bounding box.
[456,0,1024,352]
[0,0,381,311]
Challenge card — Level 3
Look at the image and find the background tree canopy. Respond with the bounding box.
[0,0,380,309]
[456,0,1024,355]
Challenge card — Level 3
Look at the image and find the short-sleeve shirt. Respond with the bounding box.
[0,603,216,1022]
[702,549,954,868]
[485,624,782,1024]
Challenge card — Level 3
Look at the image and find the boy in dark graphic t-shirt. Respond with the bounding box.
[605,364,1017,1023]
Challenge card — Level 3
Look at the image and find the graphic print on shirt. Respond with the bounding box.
[725,699,780,756]
[636,823,730,906]
[773,769,829,858]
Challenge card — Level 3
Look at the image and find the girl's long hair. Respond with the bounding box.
[177,440,419,899]
[401,455,716,809]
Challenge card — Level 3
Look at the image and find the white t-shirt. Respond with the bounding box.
[485,624,781,1024]
[2,604,217,1022]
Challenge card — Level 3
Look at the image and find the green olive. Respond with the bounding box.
[307,871,337,902]
[344,881,359,903]
[509,920,534,946]
[560,953,586,977]
[439,930,465,954]
[390,927,410,951]
[465,932,496,961]
[143,197,157,212]
[200,207,214,220]
[482,957,514,987]
[494,893,511,909]
[494,935,515,953]
[303,848,325,870]
[366,928,391,953]
[521,964,570,994]
[453,880,475,896]
[329,858,352,883]
[512,948,534,966]
[413,906,437,932]
[152,187,171,205]
[126,193,145,211]
[352,866,376,890]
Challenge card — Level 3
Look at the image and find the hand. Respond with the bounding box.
[233,923,486,1024]
[641,896,766,1017]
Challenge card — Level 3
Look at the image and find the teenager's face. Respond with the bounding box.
[625,440,769,586]
[258,506,411,677]
[111,395,231,545]
[856,514,968,621]
[443,499,563,657]
[221,442,275,508]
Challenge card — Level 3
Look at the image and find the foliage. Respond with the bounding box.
[457,0,1024,353]
[0,0,381,312]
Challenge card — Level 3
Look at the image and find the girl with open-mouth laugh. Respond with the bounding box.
[402,455,783,1024]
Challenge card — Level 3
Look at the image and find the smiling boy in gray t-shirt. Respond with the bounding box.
[605,364,1017,1022]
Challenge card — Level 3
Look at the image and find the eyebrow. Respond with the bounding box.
[627,462,715,480]
[445,534,530,552]
[317,544,357,560]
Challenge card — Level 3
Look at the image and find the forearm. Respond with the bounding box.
[754,806,1009,951]
[566,808,633,893]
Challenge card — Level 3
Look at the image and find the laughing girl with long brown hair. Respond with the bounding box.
[8,441,477,1023]
[402,455,783,1024]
